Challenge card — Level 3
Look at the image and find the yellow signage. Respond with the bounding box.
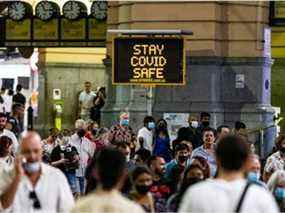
[61,19,86,40]
[34,19,58,40]
[5,19,31,40]
[89,19,107,40]
[113,38,185,85]
[275,2,285,18]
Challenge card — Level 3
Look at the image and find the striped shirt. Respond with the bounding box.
[191,145,217,177]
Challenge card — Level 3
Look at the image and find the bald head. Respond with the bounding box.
[20,131,42,163]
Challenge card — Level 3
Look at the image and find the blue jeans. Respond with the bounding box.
[76,176,85,195]
[64,171,77,193]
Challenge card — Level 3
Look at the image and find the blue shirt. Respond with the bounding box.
[191,145,217,177]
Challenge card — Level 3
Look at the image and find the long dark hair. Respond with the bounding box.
[155,118,169,139]
[175,164,204,211]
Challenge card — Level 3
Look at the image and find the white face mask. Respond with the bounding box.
[23,162,41,174]
[191,121,199,129]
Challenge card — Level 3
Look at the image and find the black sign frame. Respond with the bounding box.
[112,37,186,86]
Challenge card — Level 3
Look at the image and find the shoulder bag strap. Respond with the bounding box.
[235,182,252,212]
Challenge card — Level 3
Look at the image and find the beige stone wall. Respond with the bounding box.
[107,1,269,57]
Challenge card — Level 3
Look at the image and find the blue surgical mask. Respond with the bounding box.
[23,162,41,174]
[275,187,285,200]
[120,119,129,126]
[148,122,155,130]
[247,172,260,182]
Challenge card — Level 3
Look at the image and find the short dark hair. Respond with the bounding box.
[143,116,155,125]
[200,112,210,120]
[131,166,152,183]
[16,84,22,92]
[215,135,250,171]
[235,121,246,130]
[135,148,151,163]
[147,155,160,167]
[115,142,130,150]
[12,103,24,112]
[0,113,7,118]
[217,125,230,134]
[175,143,190,154]
[202,127,216,137]
[96,148,126,190]
[0,135,12,147]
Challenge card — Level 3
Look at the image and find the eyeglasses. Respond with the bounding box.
[29,191,41,209]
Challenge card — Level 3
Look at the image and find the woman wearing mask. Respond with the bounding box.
[129,166,165,212]
[167,164,205,212]
[153,122,172,162]
[264,135,285,182]
[267,170,285,211]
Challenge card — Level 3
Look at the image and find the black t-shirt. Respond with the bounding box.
[12,93,26,106]
[50,145,79,172]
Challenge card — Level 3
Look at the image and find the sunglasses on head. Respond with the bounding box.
[29,191,41,209]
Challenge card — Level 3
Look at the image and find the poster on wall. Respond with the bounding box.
[163,113,189,143]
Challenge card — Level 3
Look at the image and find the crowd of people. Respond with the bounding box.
[0,108,285,212]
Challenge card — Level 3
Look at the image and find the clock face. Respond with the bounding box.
[91,1,107,20]
[36,1,55,21]
[8,1,26,21]
[63,1,81,20]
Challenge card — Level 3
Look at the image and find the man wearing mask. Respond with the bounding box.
[69,119,95,196]
[0,131,74,212]
[264,134,285,182]
[179,135,279,213]
[108,112,135,145]
[165,143,192,193]
[246,154,266,188]
[0,113,18,155]
[137,116,156,152]
[191,127,217,177]
[196,112,212,147]
[148,156,171,199]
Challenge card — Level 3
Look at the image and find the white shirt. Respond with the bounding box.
[69,134,95,177]
[78,91,96,116]
[72,189,144,213]
[0,163,75,213]
[0,129,18,154]
[137,127,153,152]
[179,178,279,213]
[3,95,12,113]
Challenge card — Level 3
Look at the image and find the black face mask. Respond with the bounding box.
[178,155,188,163]
[77,129,86,138]
[135,184,151,195]
[186,177,203,186]
[202,121,210,127]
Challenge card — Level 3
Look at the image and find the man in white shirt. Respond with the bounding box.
[0,113,18,154]
[137,116,156,152]
[69,119,95,195]
[72,148,144,213]
[0,131,74,212]
[78,81,96,121]
[179,135,279,213]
